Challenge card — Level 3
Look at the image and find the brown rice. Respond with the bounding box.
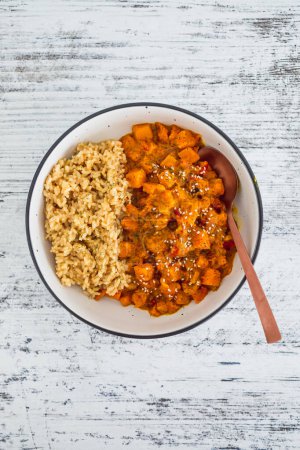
[43,140,131,297]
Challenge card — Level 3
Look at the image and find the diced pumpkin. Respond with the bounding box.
[156,122,169,143]
[209,178,225,196]
[119,294,132,306]
[126,168,147,188]
[132,123,153,141]
[134,263,154,282]
[192,286,208,303]
[158,170,176,188]
[160,154,178,168]
[143,183,166,194]
[196,254,209,269]
[132,291,148,307]
[175,130,199,149]
[201,268,221,287]
[192,229,211,250]
[119,241,135,258]
[121,217,139,232]
[178,147,200,164]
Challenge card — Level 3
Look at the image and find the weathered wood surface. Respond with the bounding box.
[1,0,299,449]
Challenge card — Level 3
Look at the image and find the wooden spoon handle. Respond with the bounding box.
[227,211,281,343]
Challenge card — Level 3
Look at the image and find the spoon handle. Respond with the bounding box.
[227,211,281,343]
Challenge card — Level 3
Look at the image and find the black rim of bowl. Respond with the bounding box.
[25,102,263,339]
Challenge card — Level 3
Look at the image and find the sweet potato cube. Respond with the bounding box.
[160,190,176,206]
[190,177,209,193]
[134,264,154,282]
[132,123,153,141]
[190,269,200,285]
[160,154,178,168]
[182,282,198,295]
[153,215,169,230]
[175,291,190,305]
[215,211,227,227]
[156,122,169,143]
[156,301,169,314]
[215,255,227,268]
[143,183,166,194]
[175,130,199,149]
[169,125,182,142]
[192,230,211,250]
[140,141,157,153]
[160,280,181,296]
[126,168,146,188]
[145,234,167,253]
[197,196,211,210]
[163,264,182,282]
[132,291,148,307]
[139,156,153,174]
[121,134,142,161]
[209,178,224,196]
[167,302,181,314]
[121,217,139,232]
[110,291,121,300]
[158,170,176,188]
[155,190,176,214]
[94,290,106,300]
[121,134,136,151]
[196,254,209,269]
[201,268,221,287]
[192,286,208,303]
[125,204,139,217]
[149,306,161,317]
[119,294,132,306]
[178,147,200,164]
[119,241,135,258]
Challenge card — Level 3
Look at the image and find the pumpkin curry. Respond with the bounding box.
[98,123,236,316]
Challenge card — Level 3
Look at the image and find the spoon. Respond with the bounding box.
[199,146,281,343]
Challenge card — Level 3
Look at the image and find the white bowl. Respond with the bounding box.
[26,103,263,338]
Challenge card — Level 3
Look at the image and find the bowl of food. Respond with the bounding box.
[26,103,263,338]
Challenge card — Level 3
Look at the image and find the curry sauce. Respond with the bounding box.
[98,123,236,316]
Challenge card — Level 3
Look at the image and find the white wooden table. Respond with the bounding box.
[1,1,299,448]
